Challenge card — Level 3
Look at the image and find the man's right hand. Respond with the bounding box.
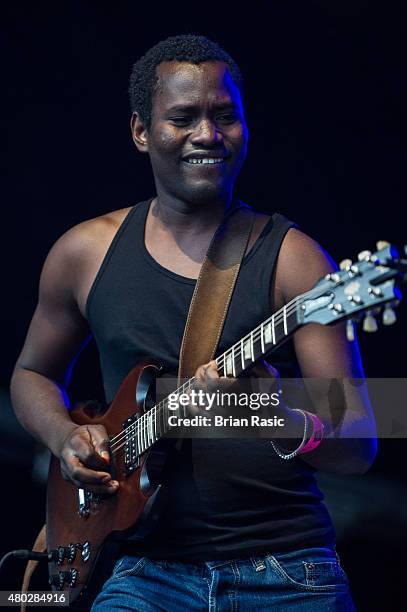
[57,424,119,495]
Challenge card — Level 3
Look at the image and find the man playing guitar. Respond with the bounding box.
[11,34,377,611]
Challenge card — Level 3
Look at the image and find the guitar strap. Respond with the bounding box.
[178,202,255,384]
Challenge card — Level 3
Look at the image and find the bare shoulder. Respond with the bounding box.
[275,228,337,304]
[40,206,133,314]
[50,206,133,259]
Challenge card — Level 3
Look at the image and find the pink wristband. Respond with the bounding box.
[298,412,325,455]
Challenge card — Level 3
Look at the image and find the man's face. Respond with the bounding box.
[134,60,248,205]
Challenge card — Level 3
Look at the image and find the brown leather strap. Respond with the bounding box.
[178,205,255,383]
[20,524,47,612]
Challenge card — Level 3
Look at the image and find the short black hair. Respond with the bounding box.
[129,34,244,129]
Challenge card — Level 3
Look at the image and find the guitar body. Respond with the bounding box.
[46,360,170,609]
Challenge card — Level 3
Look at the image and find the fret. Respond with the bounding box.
[150,409,155,441]
[161,403,167,434]
[185,382,192,415]
[145,413,149,448]
[137,416,142,454]
[264,321,272,343]
[144,413,149,447]
[144,414,149,447]
[250,332,254,361]
[157,403,162,436]
[243,338,252,361]
[177,394,183,421]
[283,305,288,336]
[240,338,245,370]
[148,412,153,445]
[169,401,174,431]
[153,406,158,440]
[272,315,276,344]
[260,323,265,354]
[142,414,147,451]
[161,400,168,433]
[134,423,139,459]
[232,345,236,378]
[215,354,225,376]
[177,392,184,418]
[150,407,154,441]
[225,351,233,376]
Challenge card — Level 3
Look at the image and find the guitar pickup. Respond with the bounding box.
[123,413,140,476]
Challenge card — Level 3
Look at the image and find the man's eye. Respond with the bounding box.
[216,114,237,124]
[169,117,191,125]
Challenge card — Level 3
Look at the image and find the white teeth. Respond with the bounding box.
[186,158,224,164]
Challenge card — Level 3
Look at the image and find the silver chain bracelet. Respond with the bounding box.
[270,408,310,460]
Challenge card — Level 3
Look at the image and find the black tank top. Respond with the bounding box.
[86,198,335,560]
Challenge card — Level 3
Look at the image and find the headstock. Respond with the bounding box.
[299,241,407,340]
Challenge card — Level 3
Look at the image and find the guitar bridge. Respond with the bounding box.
[123,413,140,476]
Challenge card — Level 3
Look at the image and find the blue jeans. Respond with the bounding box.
[91,547,356,611]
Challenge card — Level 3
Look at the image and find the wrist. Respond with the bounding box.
[270,409,325,460]
[275,403,305,442]
[50,421,79,458]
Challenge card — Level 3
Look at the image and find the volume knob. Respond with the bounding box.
[81,541,91,562]
[69,568,78,587]
[67,544,77,563]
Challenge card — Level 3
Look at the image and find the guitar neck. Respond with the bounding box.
[129,297,304,457]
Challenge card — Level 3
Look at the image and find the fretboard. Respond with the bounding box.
[122,296,303,458]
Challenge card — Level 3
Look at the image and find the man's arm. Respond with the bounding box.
[10,225,118,495]
[274,228,378,474]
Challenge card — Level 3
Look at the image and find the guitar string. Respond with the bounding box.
[108,278,344,456]
[108,291,305,454]
[108,279,334,456]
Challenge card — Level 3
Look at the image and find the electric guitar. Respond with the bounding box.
[45,241,407,609]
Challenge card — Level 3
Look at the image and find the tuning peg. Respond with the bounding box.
[376,240,390,251]
[382,305,397,326]
[339,259,352,270]
[358,250,372,261]
[346,320,355,341]
[363,313,378,333]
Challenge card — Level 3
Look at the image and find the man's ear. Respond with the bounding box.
[131,112,149,153]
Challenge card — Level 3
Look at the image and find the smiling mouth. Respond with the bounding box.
[183,157,226,165]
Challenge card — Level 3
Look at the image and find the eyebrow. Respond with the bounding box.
[165,102,237,113]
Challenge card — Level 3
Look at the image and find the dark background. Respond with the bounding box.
[1,1,406,609]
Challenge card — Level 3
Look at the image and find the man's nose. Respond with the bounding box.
[190,119,222,145]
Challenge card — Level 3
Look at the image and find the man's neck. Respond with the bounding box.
[150,192,234,235]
